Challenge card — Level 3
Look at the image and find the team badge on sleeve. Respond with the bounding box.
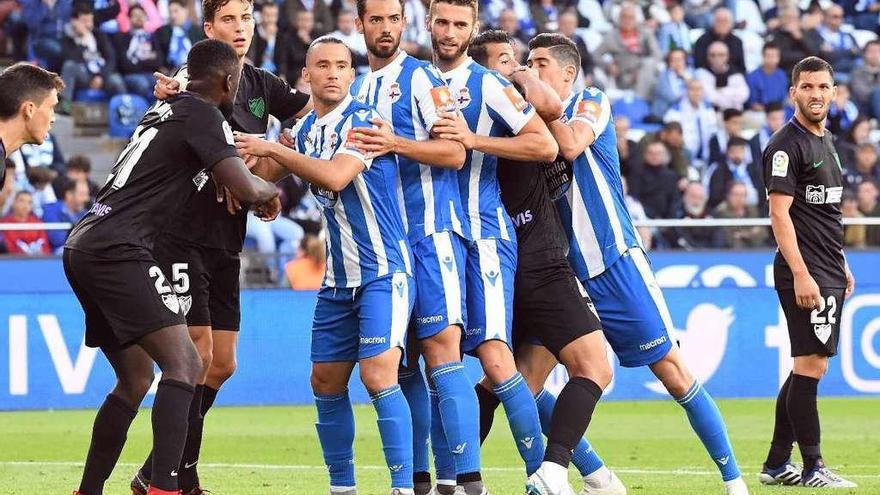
[772,150,790,177]
[431,87,457,113]
[576,100,601,123]
[222,120,234,145]
[503,86,529,112]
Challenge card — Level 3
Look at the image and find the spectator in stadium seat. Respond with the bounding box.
[666,181,723,249]
[281,9,313,85]
[706,137,761,210]
[0,160,15,217]
[712,180,768,248]
[841,190,867,248]
[846,0,880,32]
[112,0,162,33]
[653,48,692,118]
[844,143,880,190]
[708,108,746,168]
[615,116,641,180]
[816,4,860,78]
[155,0,204,70]
[665,78,718,170]
[850,40,880,119]
[284,234,326,290]
[41,178,89,253]
[622,176,654,248]
[113,5,165,99]
[766,6,823,75]
[12,132,66,174]
[24,166,57,217]
[327,8,369,73]
[0,191,50,255]
[827,82,861,135]
[283,0,333,37]
[558,9,596,86]
[497,8,531,49]
[748,101,785,162]
[22,0,73,71]
[695,41,750,110]
[693,7,745,73]
[60,4,126,108]
[484,0,534,40]
[401,0,432,59]
[594,2,662,98]
[248,3,285,75]
[630,140,683,219]
[856,180,880,245]
[746,42,788,111]
[531,0,559,33]
[657,1,692,55]
[51,154,98,200]
[639,121,693,184]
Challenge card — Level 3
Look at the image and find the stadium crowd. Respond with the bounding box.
[1,0,880,263]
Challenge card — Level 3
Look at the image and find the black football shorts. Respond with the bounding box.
[511,249,602,359]
[777,287,846,357]
[63,248,187,351]
[152,237,241,330]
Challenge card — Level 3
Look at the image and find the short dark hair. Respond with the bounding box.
[307,36,354,64]
[187,39,240,82]
[666,48,687,64]
[169,0,187,7]
[429,0,478,21]
[58,178,78,198]
[0,63,64,120]
[722,108,743,122]
[528,33,581,73]
[765,101,784,114]
[866,39,880,51]
[67,155,92,173]
[762,41,780,53]
[469,30,512,66]
[202,0,253,23]
[356,0,405,19]
[661,121,683,134]
[727,136,749,149]
[72,2,93,18]
[791,56,834,85]
[129,4,146,16]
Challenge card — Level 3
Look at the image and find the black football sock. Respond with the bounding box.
[79,394,138,495]
[139,452,154,480]
[544,377,602,468]
[200,385,219,416]
[413,470,432,495]
[765,372,795,469]
[786,374,822,473]
[178,384,205,491]
[150,379,195,491]
[185,385,219,489]
[475,383,500,444]
[457,471,484,495]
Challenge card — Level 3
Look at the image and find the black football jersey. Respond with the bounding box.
[163,63,310,251]
[763,118,846,289]
[65,93,239,260]
[0,139,6,186]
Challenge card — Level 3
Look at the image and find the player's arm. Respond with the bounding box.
[351,118,466,169]
[509,67,563,123]
[547,91,611,162]
[264,69,313,119]
[433,112,557,162]
[844,252,855,298]
[212,156,279,204]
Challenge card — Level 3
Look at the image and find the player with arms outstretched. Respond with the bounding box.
[759,56,856,489]
[67,40,278,495]
[237,36,416,495]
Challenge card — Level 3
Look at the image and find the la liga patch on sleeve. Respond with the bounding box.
[430,87,457,113]
[503,86,529,112]
[771,150,789,177]
[576,100,601,123]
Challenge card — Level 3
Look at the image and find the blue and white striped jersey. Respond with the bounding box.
[442,58,535,241]
[292,95,411,288]
[350,50,465,244]
[554,87,642,280]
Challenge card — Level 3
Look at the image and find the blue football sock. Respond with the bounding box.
[429,384,456,483]
[676,381,741,481]
[314,390,356,488]
[431,362,481,477]
[493,373,544,475]
[535,389,605,477]
[372,385,415,489]
[399,367,431,476]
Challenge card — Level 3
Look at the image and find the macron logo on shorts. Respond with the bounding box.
[639,335,668,352]
[417,315,445,326]
[360,336,387,345]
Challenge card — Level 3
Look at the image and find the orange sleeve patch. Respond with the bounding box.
[503,86,529,112]
[576,100,601,123]
[431,86,457,113]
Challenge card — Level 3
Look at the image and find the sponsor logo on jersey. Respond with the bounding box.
[805,185,843,204]
[456,87,471,109]
[310,183,339,208]
[503,86,529,112]
[431,86,457,113]
[248,97,266,119]
[639,335,668,352]
[543,158,573,201]
[393,279,405,297]
[388,82,403,103]
[576,99,601,123]
[360,336,387,344]
[814,323,832,344]
[511,209,533,227]
[484,270,500,286]
[88,202,113,217]
[520,436,535,449]
[192,169,209,191]
[442,255,454,271]
[771,150,789,177]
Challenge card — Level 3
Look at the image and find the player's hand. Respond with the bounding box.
[279,128,295,148]
[223,186,242,214]
[433,111,475,150]
[794,272,822,310]
[153,72,180,100]
[255,196,282,221]
[845,266,855,299]
[350,118,395,158]
[241,153,260,170]
[235,133,275,158]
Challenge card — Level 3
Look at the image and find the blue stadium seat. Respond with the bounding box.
[108,94,150,138]
[74,89,109,102]
[612,95,661,133]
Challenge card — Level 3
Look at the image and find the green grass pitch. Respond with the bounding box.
[1,398,877,494]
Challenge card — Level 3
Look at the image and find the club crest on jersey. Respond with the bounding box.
[329,132,339,149]
[248,97,266,119]
[456,87,472,109]
[503,86,529,112]
[192,169,209,191]
[431,86,457,113]
[388,82,403,103]
[806,185,825,204]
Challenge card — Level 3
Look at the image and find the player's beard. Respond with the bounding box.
[368,34,400,59]
[797,98,829,124]
[432,36,469,63]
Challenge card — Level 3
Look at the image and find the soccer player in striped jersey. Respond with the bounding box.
[235,37,416,495]
[524,34,749,495]
[344,0,474,492]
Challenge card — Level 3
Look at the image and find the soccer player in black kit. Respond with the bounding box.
[131,0,311,492]
[0,63,63,187]
[65,40,278,495]
[760,56,857,489]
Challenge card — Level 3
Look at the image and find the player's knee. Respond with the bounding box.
[199,348,214,375]
[114,371,155,406]
[569,361,613,390]
[210,355,237,382]
[359,365,396,394]
[311,366,346,395]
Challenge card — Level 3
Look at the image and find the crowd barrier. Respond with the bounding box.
[1,251,879,410]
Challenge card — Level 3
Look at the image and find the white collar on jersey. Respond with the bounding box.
[439,56,474,79]
[314,94,354,127]
[370,50,409,77]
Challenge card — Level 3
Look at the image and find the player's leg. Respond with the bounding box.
[759,371,800,485]
[358,273,416,493]
[397,343,432,494]
[466,238,544,477]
